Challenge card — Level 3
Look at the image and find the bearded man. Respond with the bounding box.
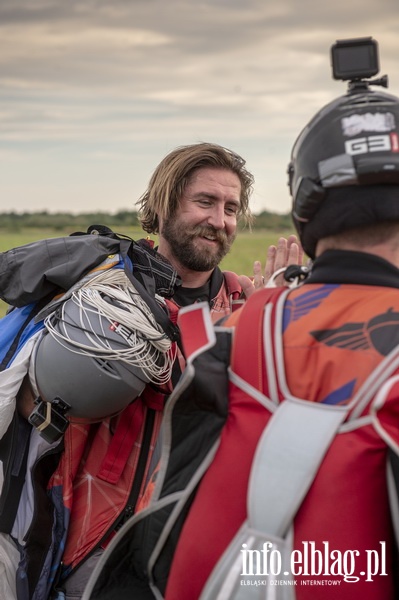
[138,142,300,316]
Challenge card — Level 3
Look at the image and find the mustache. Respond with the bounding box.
[189,225,229,245]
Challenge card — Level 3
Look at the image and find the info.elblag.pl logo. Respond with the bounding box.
[240,541,387,583]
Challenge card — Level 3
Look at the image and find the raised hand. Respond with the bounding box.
[238,235,304,299]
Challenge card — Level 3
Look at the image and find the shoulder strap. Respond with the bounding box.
[231,286,287,391]
[249,400,350,537]
[222,270,244,312]
[222,270,241,294]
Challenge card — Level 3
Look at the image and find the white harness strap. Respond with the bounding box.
[248,399,349,538]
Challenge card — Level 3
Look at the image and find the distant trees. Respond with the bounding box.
[0,209,292,232]
[251,210,292,231]
[0,211,141,232]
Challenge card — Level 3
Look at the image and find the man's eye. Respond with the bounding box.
[225,206,238,215]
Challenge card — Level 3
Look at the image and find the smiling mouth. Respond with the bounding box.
[200,235,219,245]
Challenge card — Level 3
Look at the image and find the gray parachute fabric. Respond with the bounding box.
[0,234,121,307]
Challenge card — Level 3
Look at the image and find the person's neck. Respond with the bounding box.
[177,267,213,288]
[317,241,399,270]
[157,240,213,288]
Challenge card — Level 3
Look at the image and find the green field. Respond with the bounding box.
[0,227,293,319]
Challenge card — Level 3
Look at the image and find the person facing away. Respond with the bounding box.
[4,141,299,600]
[161,84,399,598]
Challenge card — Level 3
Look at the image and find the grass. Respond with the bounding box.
[0,227,293,319]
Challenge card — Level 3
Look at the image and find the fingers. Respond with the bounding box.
[253,261,265,289]
[240,235,305,299]
[263,235,305,287]
[286,234,304,266]
[274,237,290,272]
[264,238,291,286]
[287,239,300,268]
[237,274,256,299]
[264,246,277,283]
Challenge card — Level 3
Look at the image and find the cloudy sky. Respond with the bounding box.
[1,0,397,216]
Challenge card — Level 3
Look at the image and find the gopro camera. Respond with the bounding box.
[28,396,71,443]
[331,37,379,81]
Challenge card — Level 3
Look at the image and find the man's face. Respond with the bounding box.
[160,167,241,273]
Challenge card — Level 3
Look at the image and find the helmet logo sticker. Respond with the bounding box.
[345,133,399,156]
[109,320,135,343]
[341,112,396,136]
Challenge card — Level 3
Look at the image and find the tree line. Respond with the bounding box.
[0,209,292,232]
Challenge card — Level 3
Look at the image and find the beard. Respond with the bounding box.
[161,217,236,272]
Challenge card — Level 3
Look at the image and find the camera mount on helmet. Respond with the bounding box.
[331,37,388,94]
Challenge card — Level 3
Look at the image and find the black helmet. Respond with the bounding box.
[288,88,399,258]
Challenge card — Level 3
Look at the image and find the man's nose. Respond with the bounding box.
[207,205,225,230]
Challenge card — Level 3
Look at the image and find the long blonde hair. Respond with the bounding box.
[137,142,254,233]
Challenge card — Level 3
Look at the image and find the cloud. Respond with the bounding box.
[0,0,398,214]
